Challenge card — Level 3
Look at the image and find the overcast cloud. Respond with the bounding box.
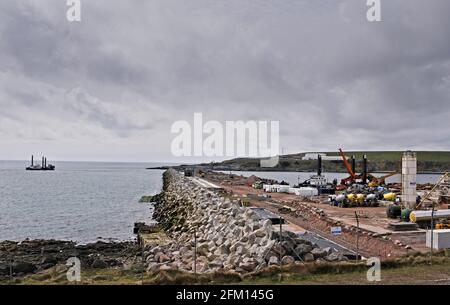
[0,0,449,162]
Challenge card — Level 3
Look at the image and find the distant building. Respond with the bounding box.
[302,153,342,161]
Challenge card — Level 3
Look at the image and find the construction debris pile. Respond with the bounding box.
[145,169,346,274]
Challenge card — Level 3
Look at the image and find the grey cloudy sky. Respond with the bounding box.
[0,0,449,162]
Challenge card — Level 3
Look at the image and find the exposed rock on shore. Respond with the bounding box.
[0,240,141,279]
[144,169,346,274]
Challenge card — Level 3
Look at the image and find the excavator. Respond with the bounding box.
[337,148,397,189]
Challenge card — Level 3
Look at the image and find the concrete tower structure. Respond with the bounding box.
[402,151,417,209]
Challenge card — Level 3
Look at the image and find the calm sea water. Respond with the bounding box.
[0,161,165,244]
[219,171,442,186]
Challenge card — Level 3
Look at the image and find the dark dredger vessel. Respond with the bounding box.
[26,155,55,171]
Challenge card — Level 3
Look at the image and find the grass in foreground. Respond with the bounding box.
[242,263,450,285]
[4,255,450,285]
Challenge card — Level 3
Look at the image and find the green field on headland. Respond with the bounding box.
[321,151,450,162]
[180,151,450,173]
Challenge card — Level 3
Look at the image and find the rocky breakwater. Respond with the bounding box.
[145,170,346,274]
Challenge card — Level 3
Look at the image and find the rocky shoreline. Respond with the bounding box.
[142,169,346,274]
[0,239,142,280]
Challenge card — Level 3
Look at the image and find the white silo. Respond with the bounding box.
[402,151,417,209]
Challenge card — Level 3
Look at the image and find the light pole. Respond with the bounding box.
[355,211,360,261]
[279,216,283,282]
[430,204,435,265]
[194,227,197,280]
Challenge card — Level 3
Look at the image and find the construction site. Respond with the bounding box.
[192,150,450,260]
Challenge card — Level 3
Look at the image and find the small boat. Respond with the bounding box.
[26,155,55,171]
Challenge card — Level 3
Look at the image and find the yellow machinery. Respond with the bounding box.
[356,194,365,203]
[346,193,365,205]
[436,223,450,230]
[383,192,397,201]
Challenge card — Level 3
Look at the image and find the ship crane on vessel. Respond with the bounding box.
[26,155,55,171]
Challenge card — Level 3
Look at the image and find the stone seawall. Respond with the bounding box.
[145,169,344,273]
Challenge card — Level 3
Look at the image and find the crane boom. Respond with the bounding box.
[339,148,356,179]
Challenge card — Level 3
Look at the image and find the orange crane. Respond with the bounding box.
[339,149,356,179]
[338,148,397,188]
[338,148,359,187]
